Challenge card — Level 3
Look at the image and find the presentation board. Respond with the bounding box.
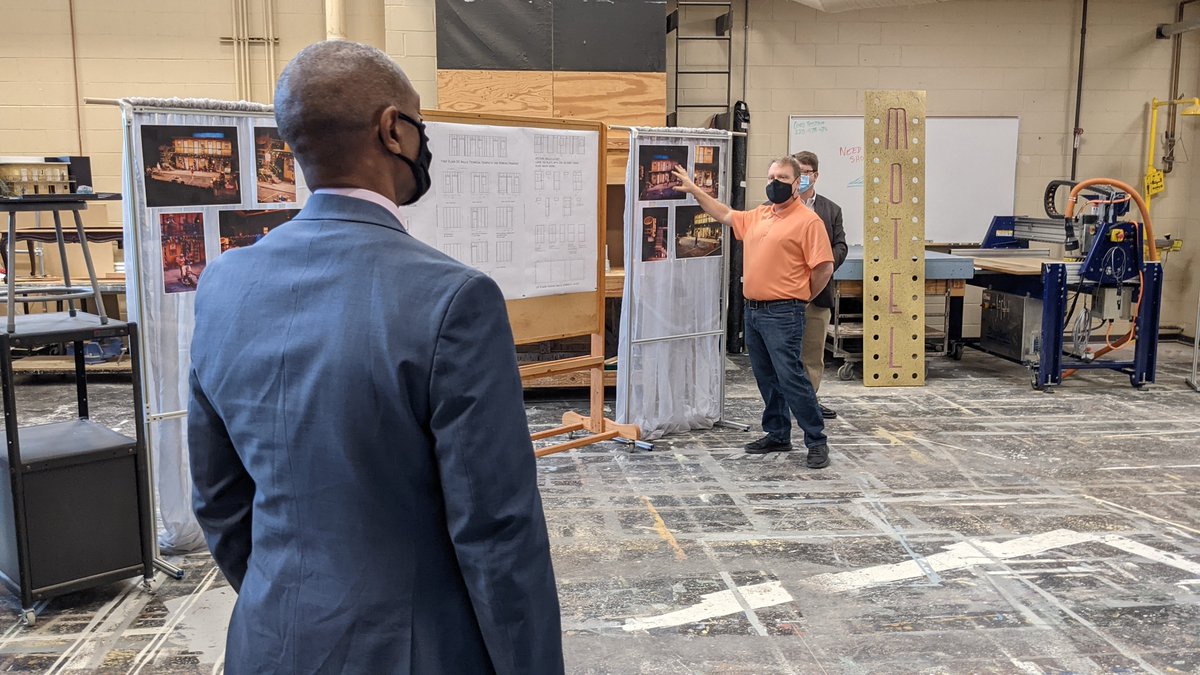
[788,116,1018,245]
[401,119,600,300]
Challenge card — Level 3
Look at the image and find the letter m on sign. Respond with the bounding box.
[885,108,908,150]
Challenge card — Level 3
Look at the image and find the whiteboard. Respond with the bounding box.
[788,116,1018,245]
[400,121,599,300]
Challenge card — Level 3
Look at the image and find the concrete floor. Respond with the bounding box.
[0,344,1198,674]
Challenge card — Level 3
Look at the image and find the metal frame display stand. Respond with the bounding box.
[619,129,750,448]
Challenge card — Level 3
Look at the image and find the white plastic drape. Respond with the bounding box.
[120,100,306,552]
[616,128,732,439]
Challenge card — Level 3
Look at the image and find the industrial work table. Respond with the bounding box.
[828,246,975,380]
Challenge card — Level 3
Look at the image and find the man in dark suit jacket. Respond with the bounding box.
[188,40,563,674]
[792,151,848,419]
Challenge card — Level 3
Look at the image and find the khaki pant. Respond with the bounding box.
[802,305,832,393]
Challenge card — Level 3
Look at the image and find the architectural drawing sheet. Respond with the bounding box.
[401,122,600,300]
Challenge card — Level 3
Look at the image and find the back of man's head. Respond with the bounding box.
[274,40,418,179]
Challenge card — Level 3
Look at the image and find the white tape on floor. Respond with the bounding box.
[622,581,793,632]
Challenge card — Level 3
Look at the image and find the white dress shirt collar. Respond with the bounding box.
[312,188,407,230]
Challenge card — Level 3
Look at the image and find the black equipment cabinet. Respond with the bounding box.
[0,312,155,626]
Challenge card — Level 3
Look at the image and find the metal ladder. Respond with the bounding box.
[667,1,734,128]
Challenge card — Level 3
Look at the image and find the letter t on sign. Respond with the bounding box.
[863,90,927,387]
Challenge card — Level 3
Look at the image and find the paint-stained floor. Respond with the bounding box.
[1,344,1199,674]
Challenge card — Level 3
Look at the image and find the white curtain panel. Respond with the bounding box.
[122,102,305,552]
[617,129,731,440]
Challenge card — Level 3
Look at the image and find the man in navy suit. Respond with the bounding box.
[188,40,564,674]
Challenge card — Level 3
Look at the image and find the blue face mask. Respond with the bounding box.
[798,175,812,193]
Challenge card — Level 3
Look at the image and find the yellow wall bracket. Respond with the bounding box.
[1144,97,1200,211]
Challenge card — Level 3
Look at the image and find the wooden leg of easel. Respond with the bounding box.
[561,411,640,441]
[534,430,621,458]
[570,335,639,439]
[528,334,639,458]
[587,335,605,434]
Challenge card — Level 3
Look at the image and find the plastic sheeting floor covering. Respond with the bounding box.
[1,344,1199,674]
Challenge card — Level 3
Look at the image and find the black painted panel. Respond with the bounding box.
[436,0,554,71]
[552,0,666,72]
[436,0,666,72]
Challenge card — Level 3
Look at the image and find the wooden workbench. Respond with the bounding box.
[11,355,131,375]
[605,268,625,298]
[834,278,967,298]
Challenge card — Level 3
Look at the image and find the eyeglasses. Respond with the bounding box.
[798,170,817,176]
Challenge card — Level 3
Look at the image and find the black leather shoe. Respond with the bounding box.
[806,445,831,469]
[744,435,792,454]
[819,403,837,419]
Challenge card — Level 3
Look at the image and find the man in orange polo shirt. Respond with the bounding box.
[672,156,833,468]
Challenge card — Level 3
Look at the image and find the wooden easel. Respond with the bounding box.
[420,110,640,457]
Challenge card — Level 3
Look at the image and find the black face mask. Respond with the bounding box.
[395,112,432,206]
[765,179,795,205]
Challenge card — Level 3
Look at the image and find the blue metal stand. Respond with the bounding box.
[973,195,1163,391]
[1036,264,1067,390]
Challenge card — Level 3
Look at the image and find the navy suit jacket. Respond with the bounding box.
[188,193,563,674]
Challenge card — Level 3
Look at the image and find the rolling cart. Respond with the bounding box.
[0,195,179,626]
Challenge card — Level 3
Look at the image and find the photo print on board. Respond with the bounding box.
[160,212,207,293]
[641,207,670,262]
[674,205,723,259]
[218,209,300,253]
[255,127,297,204]
[694,145,720,199]
[141,125,241,207]
[637,145,689,201]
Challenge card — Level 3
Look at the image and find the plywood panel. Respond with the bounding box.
[606,132,629,185]
[507,292,600,345]
[972,257,1046,276]
[551,72,667,127]
[863,90,927,388]
[435,70,555,117]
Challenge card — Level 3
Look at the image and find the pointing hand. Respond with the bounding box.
[670,165,699,195]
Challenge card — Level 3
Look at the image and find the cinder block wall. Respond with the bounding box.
[384,0,438,105]
[0,0,394,223]
[675,0,1200,335]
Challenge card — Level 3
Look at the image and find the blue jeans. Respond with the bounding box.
[745,302,827,449]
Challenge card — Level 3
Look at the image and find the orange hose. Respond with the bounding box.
[1061,201,1148,380]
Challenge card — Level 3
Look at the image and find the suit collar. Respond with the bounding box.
[292,193,408,234]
